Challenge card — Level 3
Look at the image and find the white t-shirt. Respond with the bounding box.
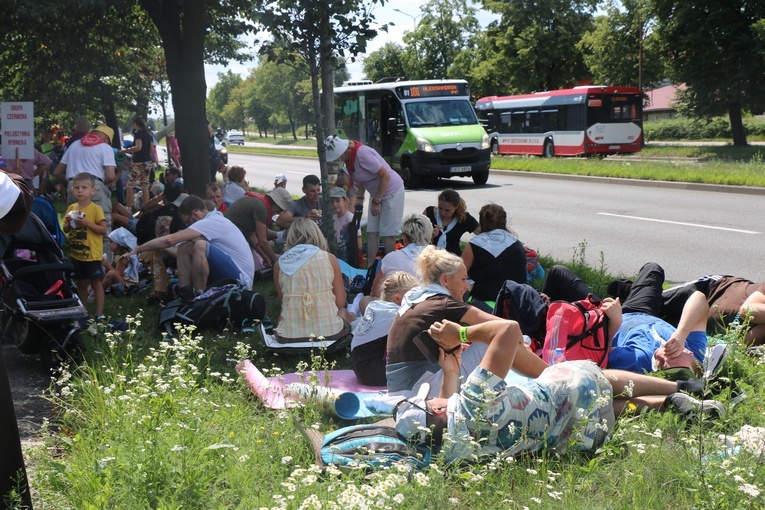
[60,140,116,180]
[222,182,245,204]
[189,210,255,288]
[379,244,426,279]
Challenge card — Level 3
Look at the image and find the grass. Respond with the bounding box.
[24,242,765,509]
[227,142,765,187]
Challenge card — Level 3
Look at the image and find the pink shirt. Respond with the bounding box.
[353,145,403,197]
[1,149,51,182]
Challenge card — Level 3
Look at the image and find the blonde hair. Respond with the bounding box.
[416,245,464,285]
[401,213,432,246]
[285,217,328,251]
[381,272,418,302]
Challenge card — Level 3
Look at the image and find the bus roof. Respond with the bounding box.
[475,86,641,109]
[335,79,469,94]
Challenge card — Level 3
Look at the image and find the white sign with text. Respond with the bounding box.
[2,102,34,160]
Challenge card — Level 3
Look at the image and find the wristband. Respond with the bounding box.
[459,326,468,343]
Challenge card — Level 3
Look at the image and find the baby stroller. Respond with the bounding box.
[0,212,89,371]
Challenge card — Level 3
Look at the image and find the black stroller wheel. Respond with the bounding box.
[3,315,43,354]
[40,332,84,373]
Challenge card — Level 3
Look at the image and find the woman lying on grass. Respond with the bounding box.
[395,319,725,464]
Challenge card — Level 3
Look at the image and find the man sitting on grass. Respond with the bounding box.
[130,195,254,299]
[395,318,724,464]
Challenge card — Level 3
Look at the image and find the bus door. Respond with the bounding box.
[366,99,381,153]
[380,92,405,164]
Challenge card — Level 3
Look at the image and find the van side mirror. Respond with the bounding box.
[387,118,398,135]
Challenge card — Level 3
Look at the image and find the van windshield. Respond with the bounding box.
[405,100,478,127]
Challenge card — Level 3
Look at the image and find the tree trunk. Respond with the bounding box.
[290,116,298,140]
[140,0,210,196]
[729,102,747,147]
[104,101,121,149]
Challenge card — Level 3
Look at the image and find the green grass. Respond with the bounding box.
[26,242,765,509]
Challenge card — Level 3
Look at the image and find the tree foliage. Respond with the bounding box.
[481,0,598,92]
[578,0,665,88]
[362,42,407,82]
[251,59,311,139]
[651,0,765,146]
[402,0,479,80]
[207,71,245,130]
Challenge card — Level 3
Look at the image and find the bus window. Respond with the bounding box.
[540,109,558,132]
[568,105,586,131]
[336,93,360,140]
[525,110,539,133]
[405,100,477,127]
[511,112,525,132]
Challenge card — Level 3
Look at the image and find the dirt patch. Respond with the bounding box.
[2,344,53,443]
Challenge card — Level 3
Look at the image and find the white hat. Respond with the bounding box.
[108,227,137,251]
[172,192,189,207]
[394,382,431,443]
[324,135,349,162]
[0,173,22,220]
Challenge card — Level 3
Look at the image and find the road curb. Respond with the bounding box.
[491,169,765,196]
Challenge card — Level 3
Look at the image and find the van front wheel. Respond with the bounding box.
[472,171,489,186]
[401,161,420,189]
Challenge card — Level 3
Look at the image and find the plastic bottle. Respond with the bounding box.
[522,335,532,348]
[551,348,566,365]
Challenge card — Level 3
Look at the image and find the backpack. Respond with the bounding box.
[493,280,549,350]
[158,280,265,337]
[541,295,609,367]
[320,424,431,470]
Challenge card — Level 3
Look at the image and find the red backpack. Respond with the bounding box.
[541,295,610,367]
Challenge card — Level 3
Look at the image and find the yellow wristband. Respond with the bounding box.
[459,326,468,343]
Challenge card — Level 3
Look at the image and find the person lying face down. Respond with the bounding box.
[395,319,724,464]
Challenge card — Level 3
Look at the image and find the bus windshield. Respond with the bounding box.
[405,100,478,127]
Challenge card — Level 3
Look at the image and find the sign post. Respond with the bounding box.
[1,102,35,161]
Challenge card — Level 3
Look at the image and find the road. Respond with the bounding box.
[228,152,765,284]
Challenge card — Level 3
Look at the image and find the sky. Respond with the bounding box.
[203,0,494,93]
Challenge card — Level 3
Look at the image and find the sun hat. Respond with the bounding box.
[274,173,287,185]
[267,186,294,212]
[324,135,350,162]
[394,382,431,443]
[93,125,114,144]
[329,187,347,199]
[0,172,22,220]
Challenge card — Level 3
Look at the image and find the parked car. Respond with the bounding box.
[214,138,228,164]
[226,130,245,145]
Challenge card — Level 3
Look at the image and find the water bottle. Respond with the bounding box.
[522,335,532,348]
[551,348,566,365]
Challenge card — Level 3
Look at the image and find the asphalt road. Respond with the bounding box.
[228,152,765,284]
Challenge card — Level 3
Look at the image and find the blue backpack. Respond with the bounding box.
[320,424,431,470]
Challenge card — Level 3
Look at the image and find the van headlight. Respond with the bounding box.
[481,133,490,150]
[416,137,435,153]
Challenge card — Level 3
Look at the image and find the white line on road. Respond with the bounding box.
[597,212,760,235]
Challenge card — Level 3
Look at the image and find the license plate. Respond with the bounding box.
[608,145,621,150]
[450,166,471,173]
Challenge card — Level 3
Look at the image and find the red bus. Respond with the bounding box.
[475,86,643,157]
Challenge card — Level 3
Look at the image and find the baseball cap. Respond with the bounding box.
[324,135,349,162]
[394,382,431,443]
[93,125,114,144]
[274,173,287,185]
[267,186,294,212]
[329,187,347,199]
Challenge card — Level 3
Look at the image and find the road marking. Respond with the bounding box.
[598,212,760,234]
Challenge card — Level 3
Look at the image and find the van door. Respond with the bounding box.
[380,92,404,165]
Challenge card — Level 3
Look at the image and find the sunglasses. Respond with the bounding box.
[393,397,433,418]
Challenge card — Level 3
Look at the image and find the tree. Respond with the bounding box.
[402,0,479,80]
[362,42,408,82]
[252,59,310,140]
[578,0,665,89]
[138,0,253,195]
[0,1,163,145]
[481,0,598,92]
[450,31,512,98]
[207,71,245,130]
[333,59,351,87]
[651,0,765,146]
[256,0,386,244]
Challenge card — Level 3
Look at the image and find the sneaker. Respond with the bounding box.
[664,393,725,423]
[108,319,130,331]
[703,343,730,380]
[676,379,704,397]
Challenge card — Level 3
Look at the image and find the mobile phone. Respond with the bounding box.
[413,330,441,364]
